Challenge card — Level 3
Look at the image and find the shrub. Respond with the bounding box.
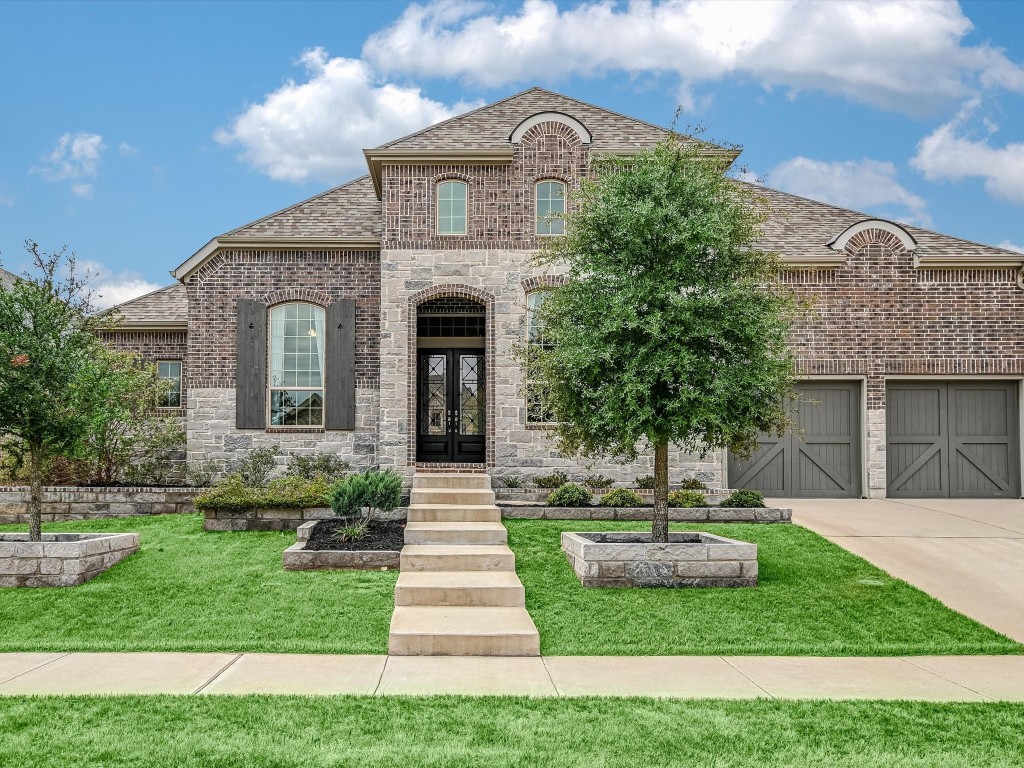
[185,460,220,488]
[679,476,708,491]
[584,473,614,489]
[228,446,281,487]
[534,471,569,489]
[634,475,655,489]
[500,474,525,489]
[546,483,592,507]
[720,489,766,508]
[193,474,330,512]
[327,469,404,537]
[286,453,350,482]
[599,488,644,507]
[668,490,708,508]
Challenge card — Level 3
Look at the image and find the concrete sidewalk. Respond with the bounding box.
[776,498,1024,642]
[1,652,1023,700]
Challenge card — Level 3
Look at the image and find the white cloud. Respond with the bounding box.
[118,141,139,157]
[70,183,93,199]
[79,259,162,310]
[363,0,1024,114]
[911,99,1024,203]
[0,193,12,208]
[997,240,1024,253]
[32,132,105,197]
[769,157,931,226]
[215,48,479,182]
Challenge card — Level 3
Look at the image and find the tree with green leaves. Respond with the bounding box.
[528,137,799,542]
[0,242,112,540]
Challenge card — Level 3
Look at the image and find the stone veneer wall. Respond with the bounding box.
[0,487,199,523]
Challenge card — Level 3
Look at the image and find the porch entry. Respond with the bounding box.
[415,297,486,463]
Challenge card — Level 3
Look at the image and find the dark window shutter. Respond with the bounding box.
[326,299,356,430]
[236,298,267,429]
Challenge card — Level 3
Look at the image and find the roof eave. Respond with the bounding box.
[172,236,381,282]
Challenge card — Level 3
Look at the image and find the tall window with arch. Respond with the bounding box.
[436,179,467,235]
[269,302,325,426]
[535,180,566,236]
[525,290,555,424]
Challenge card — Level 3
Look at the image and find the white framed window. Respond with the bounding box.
[269,302,325,427]
[437,180,467,235]
[525,290,555,424]
[535,180,566,236]
[156,361,182,409]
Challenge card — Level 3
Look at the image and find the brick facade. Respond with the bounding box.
[98,329,188,409]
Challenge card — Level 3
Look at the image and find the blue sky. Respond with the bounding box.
[1,0,1023,306]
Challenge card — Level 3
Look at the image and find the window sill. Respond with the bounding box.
[265,427,326,434]
[526,422,558,430]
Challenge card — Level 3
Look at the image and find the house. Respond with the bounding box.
[105,87,1024,499]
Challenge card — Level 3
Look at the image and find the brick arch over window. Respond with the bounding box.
[521,274,567,293]
[406,284,496,468]
[829,219,917,254]
[263,287,331,307]
[511,112,591,145]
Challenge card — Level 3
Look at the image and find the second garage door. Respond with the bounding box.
[887,381,1020,498]
[727,382,862,498]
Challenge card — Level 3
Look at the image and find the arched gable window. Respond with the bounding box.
[535,180,566,236]
[436,180,468,235]
[269,302,325,426]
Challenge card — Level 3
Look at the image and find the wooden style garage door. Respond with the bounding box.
[887,381,1021,498]
[728,382,861,498]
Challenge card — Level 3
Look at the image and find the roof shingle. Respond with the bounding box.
[109,283,188,326]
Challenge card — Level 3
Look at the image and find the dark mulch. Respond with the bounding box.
[304,519,406,552]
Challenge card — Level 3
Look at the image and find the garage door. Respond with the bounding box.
[887,381,1020,498]
[728,382,861,498]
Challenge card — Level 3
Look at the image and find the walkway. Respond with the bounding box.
[1,652,1023,700]
[775,497,1024,642]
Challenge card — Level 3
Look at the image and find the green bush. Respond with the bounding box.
[679,476,708,491]
[634,475,655,489]
[584,473,614,489]
[327,469,403,523]
[185,460,220,488]
[668,490,708,508]
[720,489,766,508]
[500,474,525,489]
[546,483,592,507]
[286,453,350,482]
[193,474,330,512]
[228,446,281,487]
[599,488,644,507]
[534,471,568,489]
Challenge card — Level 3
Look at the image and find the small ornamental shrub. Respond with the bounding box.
[185,459,220,488]
[634,475,655,489]
[720,489,766,508]
[534,471,569,489]
[668,490,708,508]
[500,474,525,489]
[679,476,708,491]
[546,483,592,507]
[286,453,350,482]
[599,488,644,507]
[584,473,614,489]
[193,474,330,512]
[228,446,281,487]
[327,469,404,537]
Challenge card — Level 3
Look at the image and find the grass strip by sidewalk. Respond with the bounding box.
[508,520,1023,656]
[1,695,1022,768]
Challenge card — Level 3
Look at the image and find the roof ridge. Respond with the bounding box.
[223,174,372,237]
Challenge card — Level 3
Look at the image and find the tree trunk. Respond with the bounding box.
[652,438,669,543]
[28,441,43,542]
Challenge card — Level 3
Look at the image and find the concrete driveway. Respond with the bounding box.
[770,497,1024,643]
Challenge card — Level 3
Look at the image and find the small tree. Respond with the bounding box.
[528,137,799,542]
[0,242,111,540]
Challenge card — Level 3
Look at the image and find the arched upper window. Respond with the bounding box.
[436,180,467,235]
[269,302,325,426]
[535,180,566,236]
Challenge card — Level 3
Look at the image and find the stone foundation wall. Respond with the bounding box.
[0,487,199,524]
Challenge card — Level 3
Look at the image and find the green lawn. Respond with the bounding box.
[508,519,1023,656]
[0,515,396,654]
[1,696,1022,768]
[1,515,1019,656]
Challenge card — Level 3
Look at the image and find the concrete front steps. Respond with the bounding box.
[389,473,540,657]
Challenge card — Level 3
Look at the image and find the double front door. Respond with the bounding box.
[416,348,485,463]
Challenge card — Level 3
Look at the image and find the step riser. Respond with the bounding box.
[410,490,496,505]
[413,475,492,490]
[388,634,540,656]
[394,585,524,607]
[406,508,501,523]
[400,552,515,572]
[404,529,507,545]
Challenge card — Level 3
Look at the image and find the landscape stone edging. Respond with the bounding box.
[562,530,758,588]
[499,505,791,523]
[282,521,400,571]
[203,506,407,532]
[0,532,139,587]
[0,486,200,523]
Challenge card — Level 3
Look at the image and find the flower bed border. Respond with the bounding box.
[282,521,400,571]
[499,505,790,523]
[0,532,139,587]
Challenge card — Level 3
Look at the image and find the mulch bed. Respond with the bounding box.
[303,519,406,552]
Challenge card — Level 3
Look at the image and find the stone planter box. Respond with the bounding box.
[562,530,758,588]
[0,532,139,587]
[0,486,199,524]
[282,521,400,571]
[495,489,734,504]
[204,505,408,532]
[501,505,790,523]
